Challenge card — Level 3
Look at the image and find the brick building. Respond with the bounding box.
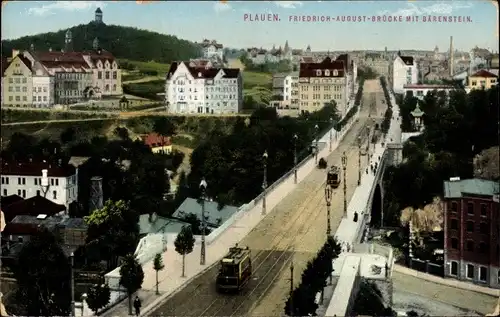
[443,178,499,288]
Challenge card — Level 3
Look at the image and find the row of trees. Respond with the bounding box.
[284,236,341,316]
[357,66,378,80]
[381,85,498,227]
[239,55,294,73]
[379,76,393,135]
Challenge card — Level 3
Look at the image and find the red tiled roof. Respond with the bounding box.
[84,49,116,63]
[299,57,345,78]
[1,160,76,177]
[470,69,498,78]
[141,133,172,148]
[166,62,240,80]
[34,51,86,62]
[2,196,65,222]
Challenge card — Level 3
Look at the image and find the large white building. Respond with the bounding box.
[165,61,243,114]
[0,161,79,208]
[389,52,418,94]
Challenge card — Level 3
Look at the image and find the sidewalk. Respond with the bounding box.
[101,110,360,317]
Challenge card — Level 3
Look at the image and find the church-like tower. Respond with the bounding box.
[95,7,103,24]
[65,29,73,52]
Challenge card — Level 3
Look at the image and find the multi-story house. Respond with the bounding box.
[443,178,499,289]
[270,72,299,114]
[2,53,34,107]
[82,48,123,96]
[199,39,224,61]
[0,160,79,208]
[469,46,491,74]
[298,57,346,115]
[389,51,418,94]
[165,61,243,114]
[467,69,498,91]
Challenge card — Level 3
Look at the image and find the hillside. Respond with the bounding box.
[1,22,201,63]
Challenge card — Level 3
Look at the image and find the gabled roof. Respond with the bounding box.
[470,69,498,78]
[0,194,24,208]
[166,62,240,80]
[2,195,66,222]
[172,197,239,228]
[141,133,172,148]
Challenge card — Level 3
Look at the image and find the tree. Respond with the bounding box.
[84,200,140,269]
[352,281,396,316]
[174,225,196,277]
[119,254,145,315]
[86,283,111,315]
[153,253,165,295]
[13,229,71,316]
[153,116,176,138]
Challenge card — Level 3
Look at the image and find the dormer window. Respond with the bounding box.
[333,70,338,76]
[198,72,202,78]
[325,70,330,76]
[316,70,322,76]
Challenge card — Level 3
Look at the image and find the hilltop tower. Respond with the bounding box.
[449,36,454,76]
[65,29,73,52]
[93,37,100,50]
[95,7,103,24]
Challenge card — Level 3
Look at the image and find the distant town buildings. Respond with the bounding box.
[165,61,243,114]
[388,51,418,94]
[1,8,122,108]
[198,39,224,64]
[443,177,499,289]
[402,84,456,100]
[246,41,306,65]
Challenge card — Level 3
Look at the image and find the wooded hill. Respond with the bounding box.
[1,22,202,63]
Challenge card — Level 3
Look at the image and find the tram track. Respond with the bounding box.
[154,117,367,317]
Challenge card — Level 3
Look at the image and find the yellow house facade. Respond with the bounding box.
[3,53,34,107]
[467,69,498,90]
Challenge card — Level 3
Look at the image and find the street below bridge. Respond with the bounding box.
[150,79,387,317]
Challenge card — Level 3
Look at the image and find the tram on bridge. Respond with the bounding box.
[327,165,341,188]
[216,244,252,293]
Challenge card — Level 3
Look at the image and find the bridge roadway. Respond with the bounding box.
[151,79,386,317]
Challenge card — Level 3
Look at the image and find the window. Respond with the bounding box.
[5,177,8,185]
[22,77,27,84]
[17,189,21,196]
[480,222,489,235]
[479,242,488,253]
[450,218,458,230]
[51,179,54,186]
[15,96,20,102]
[466,220,474,232]
[466,264,474,279]
[450,261,458,276]
[22,190,26,198]
[22,96,27,101]
[98,71,102,79]
[105,71,110,79]
[479,267,487,282]
[466,240,474,251]
[22,86,27,92]
[22,178,25,185]
[451,202,458,213]
[2,189,6,196]
[36,190,40,196]
[451,238,458,249]
[467,202,474,215]
[480,204,487,217]
[55,179,59,186]
[52,190,57,200]
[113,71,117,79]
[18,177,21,185]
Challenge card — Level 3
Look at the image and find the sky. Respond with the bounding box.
[1,0,498,52]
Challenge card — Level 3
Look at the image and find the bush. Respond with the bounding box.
[379,76,393,135]
[318,157,327,169]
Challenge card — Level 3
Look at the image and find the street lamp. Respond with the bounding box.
[314,124,319,164]
[341,151,347,218]
[329,118,334,152]
[293,134,298,184]
[199,179,207,265]
[357,136,361,186]
[70,252,75,317]
[325,184,332,236]
[262,151,268,215]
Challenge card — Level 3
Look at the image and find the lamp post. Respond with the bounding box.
[293,134,298,184]
[341,151,347,218]
[70,252,75,317]
[325,184,332,236]
[357,136,361,186]
[314,124,319,164]
[199,179,207,265]
[262,151,268,215]
[329,118,334,152]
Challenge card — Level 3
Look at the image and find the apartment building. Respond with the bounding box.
[0,160,79,208]
[199,39,224,61]
[165,61,243,114]
[2,53,35,107]
[298,57,347,116]
[389,51,418,94]
[443,178,500,289]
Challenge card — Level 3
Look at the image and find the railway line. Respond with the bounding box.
[152,80,385,317]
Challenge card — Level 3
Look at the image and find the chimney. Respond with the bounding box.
[58,159,62,167]
[41,169,49,187]
[449,36,454,77]
[49,47,52,52]
[11,49,20,59]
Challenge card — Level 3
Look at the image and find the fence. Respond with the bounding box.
[409,258,444,277]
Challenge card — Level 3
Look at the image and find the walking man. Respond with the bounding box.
[134,296,142,316]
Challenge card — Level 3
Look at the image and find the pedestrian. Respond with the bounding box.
[134,296,142,316]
